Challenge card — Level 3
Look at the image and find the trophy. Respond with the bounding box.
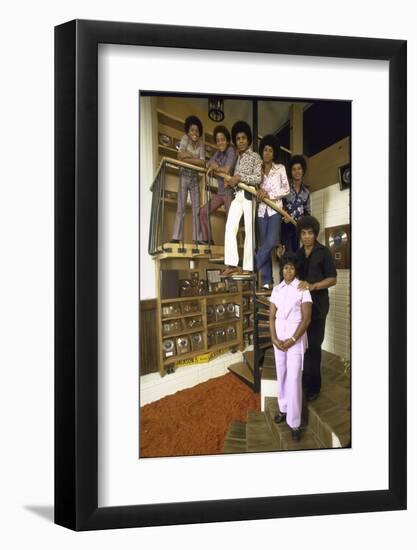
[190,333,204,351]
[197,280,207,295]
[161,303,181,317]
[226,303,236,319]
[215,304,226,321]
[182,302,199,314]
[207,305,215,323]
[225,279,238,293]
[176,336,190,354]
[226,326,236,341]
[215,327,226,344]
[162,339,176,359]
[207,330,215,348]
[179,279,193,297]
[184,317,202,329]
[162,319,183,334]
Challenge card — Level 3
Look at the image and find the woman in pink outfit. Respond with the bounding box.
[269,253,312,441]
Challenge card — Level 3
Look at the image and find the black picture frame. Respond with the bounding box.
[55,19,407,531]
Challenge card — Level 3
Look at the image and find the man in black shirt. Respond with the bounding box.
[278,215,337,401]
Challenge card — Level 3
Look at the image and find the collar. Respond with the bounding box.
[264,162,283,173]
[239,147,253,157]
[300,240,324,257]
[290,180,307,193]
[278,277,300,289]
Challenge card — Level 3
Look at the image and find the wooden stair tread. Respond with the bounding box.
[256,309,269,324]
[258,341,272,350]
[228,362,254,386]
[255,290,272,297]
[243,350,254,369]
[246,411,281,452]
[258,331,271,339]
[222,421,247,454]
[256,297,271,308]
[261,366,277,381]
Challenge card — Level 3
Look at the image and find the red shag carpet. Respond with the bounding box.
[140,373,260,458]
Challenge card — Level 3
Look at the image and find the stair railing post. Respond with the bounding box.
[252,192,261,393]
[206,172,212,255]
[157,161,166,252]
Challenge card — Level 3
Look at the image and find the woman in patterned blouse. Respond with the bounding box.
[281,155,311,253]
[255,135,290,290]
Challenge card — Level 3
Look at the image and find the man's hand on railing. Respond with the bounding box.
[256,189,269,201]
[223,174,240,187]
[276,243,286,259]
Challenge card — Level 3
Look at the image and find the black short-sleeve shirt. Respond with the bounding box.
[295,241,337,319]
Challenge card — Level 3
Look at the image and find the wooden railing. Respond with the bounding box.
[148,157,296,255]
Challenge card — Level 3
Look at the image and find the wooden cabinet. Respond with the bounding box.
[153,256,254,376]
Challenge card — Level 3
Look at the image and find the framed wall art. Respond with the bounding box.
[55,19,406,531]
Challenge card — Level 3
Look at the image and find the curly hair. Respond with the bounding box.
[296,215,320,238]
[259,134,280,163]
[231,120,252,146]
[213,125,231,143]
[289,154,307,175]
[278,251,298,276]
[184,115,203,137]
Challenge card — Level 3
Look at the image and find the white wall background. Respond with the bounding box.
[0,1,415,549]
[311,184,351,359]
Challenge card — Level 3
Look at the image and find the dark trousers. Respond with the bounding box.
[281,220,299,253]
[255,213,281,284]
[302,316,327,394]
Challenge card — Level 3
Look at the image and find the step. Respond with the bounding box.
[322,350,349,373]
[264,397,323,451]
[307,384,350,448]
[256,297,271,308]
[230,273,257,281]
[228,361,254,388]
[258,321,270,329]
[246,410,281,452]
[262,348,275,367]
[258,341,272,350]
[261,365,277,381]
[243,350,254,370]
[255,289,272,297]
[222,421,247,454]
[258,331,271,340]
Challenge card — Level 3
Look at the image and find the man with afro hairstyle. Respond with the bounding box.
[222,121,262,275]
[171,115,205,244]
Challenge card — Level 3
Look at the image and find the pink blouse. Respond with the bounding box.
[258,163,290,217]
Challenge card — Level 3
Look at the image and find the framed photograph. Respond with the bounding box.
[55,20,406,531]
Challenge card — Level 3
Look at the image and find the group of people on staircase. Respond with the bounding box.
[170,114,338,442]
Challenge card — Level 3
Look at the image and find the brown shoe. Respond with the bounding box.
[221,266,241,277]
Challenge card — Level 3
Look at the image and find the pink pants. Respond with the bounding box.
[273,320,306,429]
